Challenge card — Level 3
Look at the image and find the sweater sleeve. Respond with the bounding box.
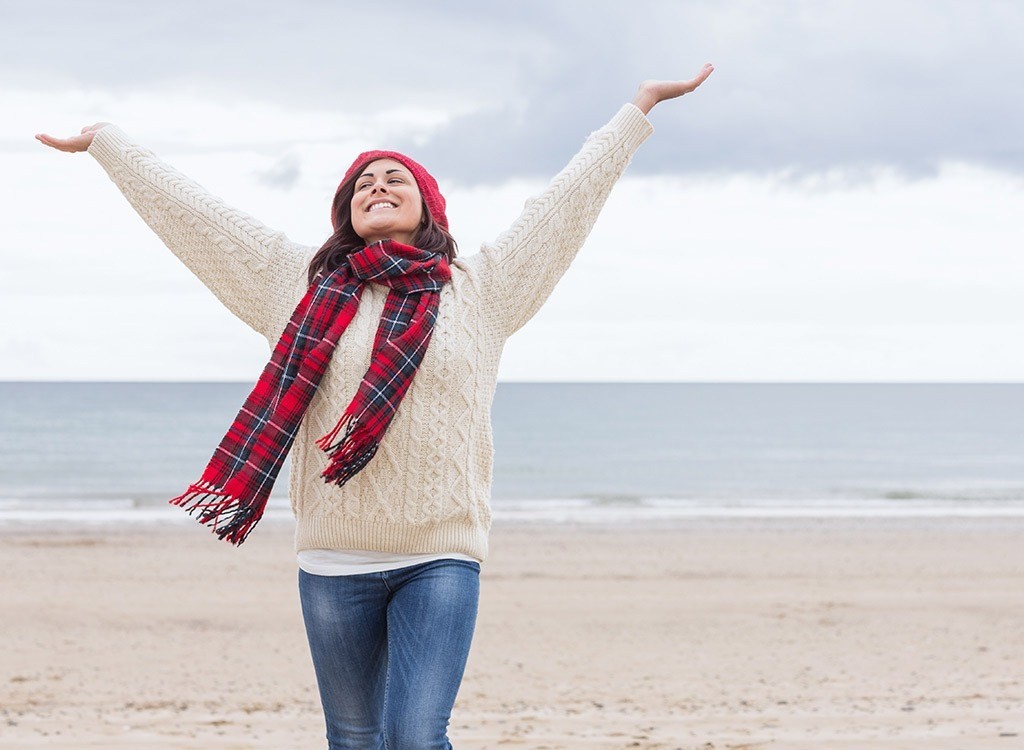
[87,124,314,341]
[470,103,654,338]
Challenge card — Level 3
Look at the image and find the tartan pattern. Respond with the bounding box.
[169,239,451,545]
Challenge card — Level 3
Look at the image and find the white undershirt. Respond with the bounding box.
[297,548,480,576]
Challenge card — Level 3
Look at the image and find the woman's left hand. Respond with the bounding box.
[632,63,714,115]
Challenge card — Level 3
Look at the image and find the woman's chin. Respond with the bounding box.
[357,220,406,239]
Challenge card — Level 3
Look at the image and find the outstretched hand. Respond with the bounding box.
[35,122,112,153]
[632,63,714,115]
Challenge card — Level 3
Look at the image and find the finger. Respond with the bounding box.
[36,134,75,152]
[681,64,714,92]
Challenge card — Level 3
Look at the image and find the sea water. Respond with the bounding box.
[1,382,1023,524]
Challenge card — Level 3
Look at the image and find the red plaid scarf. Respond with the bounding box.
[169,239,451,545]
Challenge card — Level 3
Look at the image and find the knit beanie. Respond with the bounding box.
[335,150,449,232]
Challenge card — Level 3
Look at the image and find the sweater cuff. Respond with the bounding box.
[87,124,136,174]
[602,102,655,153]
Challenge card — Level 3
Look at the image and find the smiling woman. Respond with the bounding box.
[34,63,713,749]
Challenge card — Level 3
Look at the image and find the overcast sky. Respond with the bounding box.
[3,0,1023,381]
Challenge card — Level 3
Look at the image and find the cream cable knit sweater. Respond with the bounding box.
[87,103,653,560]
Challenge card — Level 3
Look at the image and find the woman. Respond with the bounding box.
[36,64,714,749]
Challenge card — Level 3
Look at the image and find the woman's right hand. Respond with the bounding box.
[35,122,112,153]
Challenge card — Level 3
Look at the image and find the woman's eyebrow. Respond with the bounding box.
[358,168,408,179]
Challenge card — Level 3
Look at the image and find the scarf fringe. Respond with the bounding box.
[314,411,355,453]
[317,413,380,487]
[169,480,264,546]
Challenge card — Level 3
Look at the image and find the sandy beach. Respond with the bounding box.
[2,518,1022,749]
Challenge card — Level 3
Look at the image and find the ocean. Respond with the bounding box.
[2,382,1023,525]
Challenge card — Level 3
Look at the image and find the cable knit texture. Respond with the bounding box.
[88,104,654,560]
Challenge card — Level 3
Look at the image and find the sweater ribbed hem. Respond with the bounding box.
[87,124,135,174]
[295,516,490,561]
[607,103,656,152]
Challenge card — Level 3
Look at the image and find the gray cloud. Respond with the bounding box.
[7,0,1024,183]
[406,1,1024,183]
[253,153,301,190]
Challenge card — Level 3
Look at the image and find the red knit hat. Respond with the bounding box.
[334,150,449,232]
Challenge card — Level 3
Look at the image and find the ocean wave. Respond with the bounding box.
[4,492,1024,526]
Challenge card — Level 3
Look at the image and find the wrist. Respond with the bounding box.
[631,87,658,116]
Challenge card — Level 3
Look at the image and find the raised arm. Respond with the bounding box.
[469,64,713,339]
[36,124,313,342]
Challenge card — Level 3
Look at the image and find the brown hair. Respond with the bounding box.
[305,168,459,287]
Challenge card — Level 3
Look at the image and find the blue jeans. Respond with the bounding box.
[298,558,480,750]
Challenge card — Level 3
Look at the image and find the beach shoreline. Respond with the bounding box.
[2,518,1022,749]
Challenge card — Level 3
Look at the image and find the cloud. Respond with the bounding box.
[405,1,1024,182]
[253,153,301,190]
[6,1,1024,184]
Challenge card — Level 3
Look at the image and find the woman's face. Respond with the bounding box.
[349,158,424,246]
